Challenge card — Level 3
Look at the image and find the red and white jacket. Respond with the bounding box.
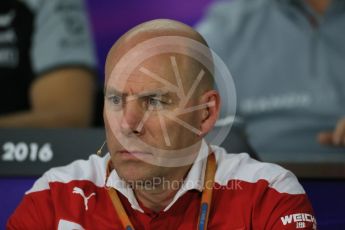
[7,141,316,229]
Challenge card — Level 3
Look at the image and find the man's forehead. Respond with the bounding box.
[106,68,174,89]
[105,85,171,96]
[106,77,165,94]
[106,51,191,78]
[106,54,184,91]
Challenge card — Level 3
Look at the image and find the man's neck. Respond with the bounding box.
[134,164,192,213]
[305,0,332,15]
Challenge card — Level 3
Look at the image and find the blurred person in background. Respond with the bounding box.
[0,0,97,128]
[197,0,345,157]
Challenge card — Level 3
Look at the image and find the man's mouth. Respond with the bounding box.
[117,150,152,160]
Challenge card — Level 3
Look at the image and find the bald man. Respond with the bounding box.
[8,19,316,230]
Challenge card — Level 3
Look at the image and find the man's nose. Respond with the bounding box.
[120,98,145,136]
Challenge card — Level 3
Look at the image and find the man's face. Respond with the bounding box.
[104,53,205,182]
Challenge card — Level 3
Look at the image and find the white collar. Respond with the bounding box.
[105,139,210,213]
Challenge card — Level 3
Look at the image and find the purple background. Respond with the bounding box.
[85,0,215,82]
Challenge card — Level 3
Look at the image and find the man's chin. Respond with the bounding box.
[113,160,157,184]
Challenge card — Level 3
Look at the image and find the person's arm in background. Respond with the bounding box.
[303,0,345,148]
[318,118,345,147]
[0,0,97,128]
[0,68,95,128]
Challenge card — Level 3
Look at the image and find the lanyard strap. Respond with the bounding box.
[198,152,216,230]
[108,188,135,230]
[107,152,216,230]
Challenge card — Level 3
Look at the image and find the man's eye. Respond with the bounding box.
[148,97,164,108]
[108,95,122,105]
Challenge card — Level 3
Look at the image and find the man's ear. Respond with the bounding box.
[199,90,221,137]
